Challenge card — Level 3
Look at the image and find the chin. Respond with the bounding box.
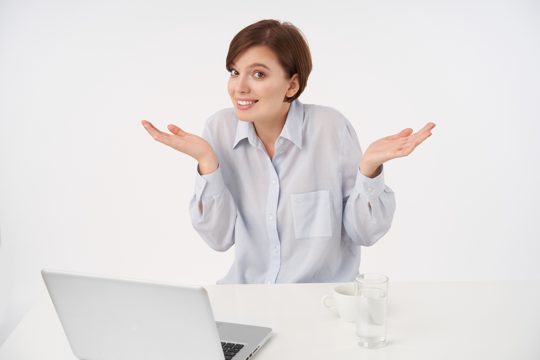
[234,112,254,122]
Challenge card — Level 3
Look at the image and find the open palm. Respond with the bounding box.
[141,120,215,162]
[361,122,436,176]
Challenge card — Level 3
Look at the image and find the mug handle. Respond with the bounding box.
[321,295,336,310]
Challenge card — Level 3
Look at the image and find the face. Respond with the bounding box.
[227,45,299,124]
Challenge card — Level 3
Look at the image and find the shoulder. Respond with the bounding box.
[204,107,237,130]
[301,103,361,152]
[302,103,355,134]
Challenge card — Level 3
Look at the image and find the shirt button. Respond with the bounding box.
[272,179,277,185]
[268,215,274,220]
[368,187,374,192]
[266,281,272,284]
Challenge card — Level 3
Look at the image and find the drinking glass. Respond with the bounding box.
[354,273,388,296]
[354,273,388,348]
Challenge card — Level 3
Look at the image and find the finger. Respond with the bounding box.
[167,124,189,136]
[408,130,429,143]
[394,123,435,157]
[416,122,436,135]
[141,119,158,132]
[141,120,159,132]
[387,128,413,140]
[141,120,172,144]
[141,120,161,136]
[406,122,434,144]
[412,124,435,145]
[425,121,436,130]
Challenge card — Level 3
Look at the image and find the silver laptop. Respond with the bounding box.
[41,269,272,360]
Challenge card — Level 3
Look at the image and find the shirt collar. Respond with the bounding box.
[279,99,304,149]
[232,99,304,149]
[232,118,257,149]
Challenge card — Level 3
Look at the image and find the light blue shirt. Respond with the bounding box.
[190,99,396,284]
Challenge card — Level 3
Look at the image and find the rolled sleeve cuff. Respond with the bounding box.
[354,166,386,200]
[194,165,226,202]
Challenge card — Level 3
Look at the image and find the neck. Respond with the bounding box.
[253,101,291,148]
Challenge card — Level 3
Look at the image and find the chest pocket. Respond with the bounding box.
[290,190,333,239]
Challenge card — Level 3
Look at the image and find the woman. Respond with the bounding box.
[142,19,435,284]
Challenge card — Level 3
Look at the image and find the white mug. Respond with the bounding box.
[321,283,358,322]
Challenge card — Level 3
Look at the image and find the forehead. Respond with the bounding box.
[231,45,281,70]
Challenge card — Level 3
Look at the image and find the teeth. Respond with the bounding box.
[238,100,257,106]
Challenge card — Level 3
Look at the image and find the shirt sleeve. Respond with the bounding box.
[340,119,396,246]
[188,117,237,252]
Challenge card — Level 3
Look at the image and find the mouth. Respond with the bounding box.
[236,99,259,110]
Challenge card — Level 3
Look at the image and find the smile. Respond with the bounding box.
[237,100,258,105]
[237,99,259,110]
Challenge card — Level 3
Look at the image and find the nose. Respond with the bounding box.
[234,74,250,94]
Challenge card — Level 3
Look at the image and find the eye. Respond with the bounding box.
[229,69,239,77]
[254,71,265,79]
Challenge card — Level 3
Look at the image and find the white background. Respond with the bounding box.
[1,0,539,346]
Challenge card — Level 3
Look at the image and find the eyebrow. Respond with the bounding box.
[230,62,271,71]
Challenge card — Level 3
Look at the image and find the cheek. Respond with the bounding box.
[258,81,287,99]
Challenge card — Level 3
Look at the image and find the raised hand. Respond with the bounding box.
[141,120,218,174]
[360,122,436,177]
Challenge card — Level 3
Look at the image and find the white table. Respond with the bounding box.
[1,281,540,359]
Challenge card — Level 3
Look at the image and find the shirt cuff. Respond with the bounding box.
[194,165,226,202]
[354,166,386,200]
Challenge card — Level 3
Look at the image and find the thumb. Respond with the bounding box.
[167,124,188,136]
[387,128,413,140]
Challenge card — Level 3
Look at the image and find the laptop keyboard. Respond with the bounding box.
[221,342,244,360]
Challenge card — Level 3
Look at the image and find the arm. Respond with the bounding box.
[141,118,237,251]
[189,165,237,252]
[342,121,435,246]
[341,122,396,246]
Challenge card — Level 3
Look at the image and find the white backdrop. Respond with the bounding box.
[1,0,539,346]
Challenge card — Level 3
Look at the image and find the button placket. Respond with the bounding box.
[264,159,281,283]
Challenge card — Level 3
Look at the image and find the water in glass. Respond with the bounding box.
[355,287,387,348]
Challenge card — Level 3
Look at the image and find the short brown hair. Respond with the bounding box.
[226,19,313,103]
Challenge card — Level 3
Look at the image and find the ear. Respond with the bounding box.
[286,73,300,98]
